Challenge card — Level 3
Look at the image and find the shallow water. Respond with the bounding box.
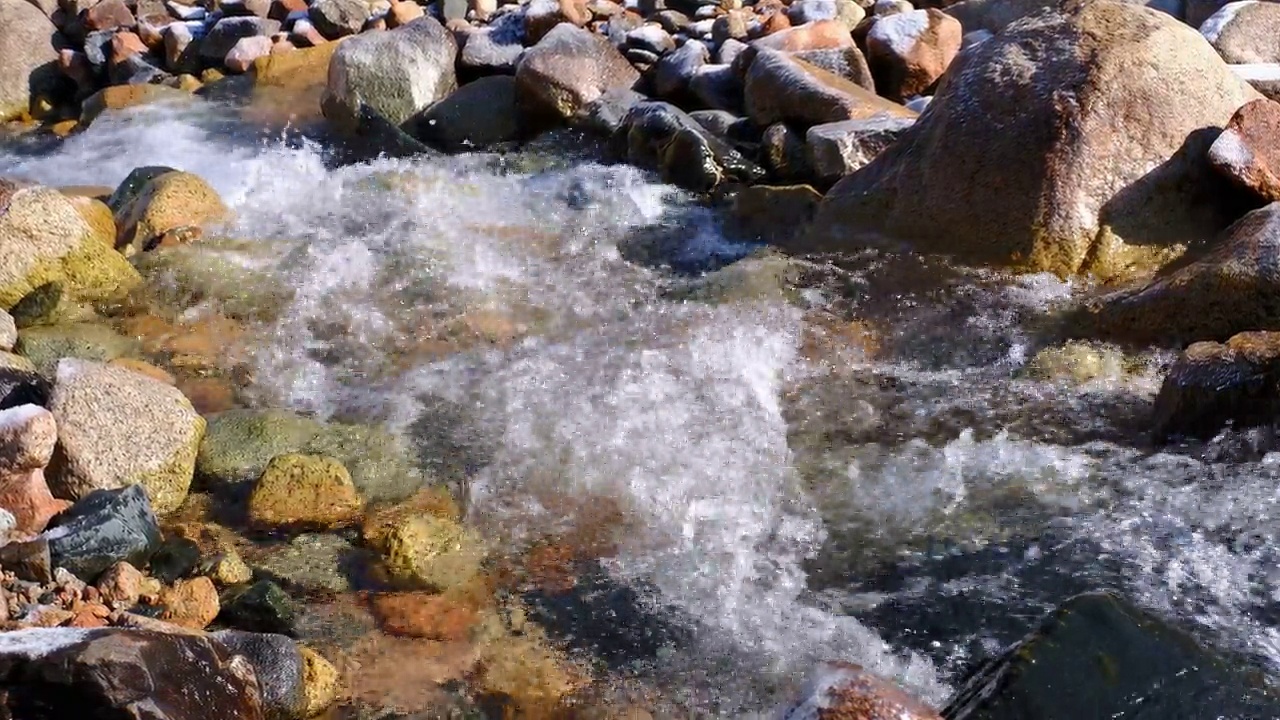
[7,100,1280,715]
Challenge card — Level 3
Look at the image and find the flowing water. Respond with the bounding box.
[6,98,1280,716]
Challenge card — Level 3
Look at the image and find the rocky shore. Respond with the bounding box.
[3,0,1280,715]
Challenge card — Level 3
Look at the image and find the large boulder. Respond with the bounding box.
[1076,202,1280,345]
[409,75,522,150]
[49,359,206,514]
[0,628,266,720]
[514,23,640,121]
[1150,331,1280,441]
[806,2,1260,280]
[609,100,767,192]
[113,170,228,252]
[0,181,141,311]
[321,17,459,135]
[0,0,58,122]
[1201,0,1280,64]
[744,48,916,127]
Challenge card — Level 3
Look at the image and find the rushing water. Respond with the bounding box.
[7,99,1280,715]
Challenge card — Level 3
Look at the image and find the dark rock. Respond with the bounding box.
[806,114,915,186]
[779,661,941,720]
[221,0,272,17]
[575,87,647,135]
[716,36,748,65]
[761,122,810,182]
[44,484,161,583]
[942,591,1280,719]
[9,281,62,328]
[0,628,266,720]
[1150,332,1280,441]
[625,47,660,66]
[212,630,306,720]
[0,367,51,411]
[605,9,644,46]
[410,75,522,150]
[108,52,170,85]
[308,0,370,38]
[0,536,53,583]
[148,536,201,583]
[83,28,115,68]
[625,24,674,54]
[688,108,741,138]
[108,165,176,212]
[219,580,300,636]
[609,100,766,191]
[441,0,467,21]
[729,184,822,245]
[688,63,742,112]
[457,12,524,75]
[651,37,707,100]
[200,17,281,62]
[654,9,690,33]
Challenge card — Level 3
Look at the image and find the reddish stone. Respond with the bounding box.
[1209,98,1280,202]
[865,8,961,101]
[0,469,71,537]
[525,0,593,44]
[224,34,273,72]
[85,0,136,32]
[370,592,479,641]
[268,0,308,21]
[136,16,176,49]
[753,18,854,51]
[108,31,148,68]
[289,19,327,47]
[759,9,791,35]
[779,662,942,720]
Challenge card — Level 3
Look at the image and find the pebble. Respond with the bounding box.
[159,576,219,629]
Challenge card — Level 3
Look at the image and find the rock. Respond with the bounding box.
[1021,341,1128,383]
[212,630,306,720]
[1202,0,1280,65]
[515,23,640,121]
[778,662,941,720]
[762,123,812,182]
[0,0,58,122]
[744,48,915,127]
[219,579,299,635]
[247,454,364,530]
[0,182,141,311]
[576,87,647,135]
[67,196,117,250]
[0,536,52,582]
[0,628,266,718]
[410,75,522,150]
[8,280,61,329]
[44,484,161,582]
[299,647,339,718]
[711,9,752,43]
[308,0,370,38]
[0,365,49,411]
[457,12,524,74]
[84,0,135,30]
[130,241,294,324]
[322,17,458,134]
[688,63,744,113]
[1232,63,1280,103]
[255,533,354,593]
[729,184,822,244]
[370,591,480,640]
[95,560,144,608]
[0,405,68,536]
[806,115,915,186]
[80,83,192,126]
[149,536,201,583]
[1148,332,1280,441]
[208,548,254,586]
[652,38,708,100]
[49,359,205,514]
[1209,97,1280,201]
[201,17,282,63]
[226,34,274,72]
[1077,203,1280,345]
[525,0,592,43]
[107,166,176,212]
[15,323,139,376]
[941,591,1280,719]
[159,575,219,629]
[792,47,875,92]
[753,18,853,52]
[371,512,484,591]
[689,108,747,138]
[609,100,767,192]
[865,8,961,101]
[224,0,272,16]
[626,24,675,55]
[807,1,1260,280]
[113,170,227,252]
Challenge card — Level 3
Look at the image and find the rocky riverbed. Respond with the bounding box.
[5,0,1280,717]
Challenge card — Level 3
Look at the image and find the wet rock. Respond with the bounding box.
[201,17,282,63]
[213,630,307,720]
[942,591,1280,719]
[525,0,592,43]
[792,47,875,92]
[45,484,162,582]
[729,184,822,244]
[0,405,69,536]
[49,359,205,514]
[806,115,914,186]
[96,560,144,608]
[762,122,812,183]
[1209,98,1280,202]
[0,0,59,122]
[688,63,743,113]
[256,533,354,593]
[370,512,483,591]
[0,181,141,311]
[610,100,767,192]
[220,579,299,635]
[226,35,274,73]
[207,547,254,586]
[626,24,675,55]
[515,23,640,120]
[744,48,914,127]
[16,322,138,376]
[159,575,219,629]
[248,454,364,530]
[410,75,522,151]
[149,536,201,583]
[1079,203,1280,345]
[652,38,708,100]
[1150,332,1280,441]
[779,661,941,720]
[388,0,425,26]
[457,12,525,74]
[113,170,227,252]
[0,536,52,582]
[299,646,339,718]
[1021,341,1128,384]
[865,8,961,101]
[370,591,480,640]
[322,17,458,134]
[84,0,135,31]
[8,281,61,329]
[711,9,752,43]
[131,241,294,324]
[309,0,370,38]
[80,83,191,126]
[807,2,1259,280]
[1202,0,1280,64]
[576,87,647,135]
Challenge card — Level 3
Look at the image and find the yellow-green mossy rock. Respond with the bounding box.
[1022,341,1128,383]
[131,239,294,323]
[79,84,193,126]
[114,171,228,252]
[15,322,139,376]
[0,180,141,310]
[299,646,340,718]
[48,358,205,513]
[375,513,484,591]
[247,453,365,530]
[67,195,118,248]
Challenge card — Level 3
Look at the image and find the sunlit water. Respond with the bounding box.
[6,100,1280,714]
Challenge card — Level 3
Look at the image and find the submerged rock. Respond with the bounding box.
[779,661,941,720]
[942,591,1280,719]
[255,533,356,593]
[1151,331,1280,441]
[0,628,266,719]
[220,579,300,636]
[44,484,162,582]
[370,512,484,591]
[808,1,1259,280]
[247,453,365,530]
[15,323,139,376]
[610,100,766,192]
[113,169,228,252]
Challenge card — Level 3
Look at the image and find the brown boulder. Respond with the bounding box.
[246,453,365,530]
[1151,331,1280,441]
[84,0,136,31]
[515,23,640,120]
[744,48,915,127]
[1209,98,1280,201]
[752,19,855,52]
[807,1,1260,280]
[0,0,58,122]
[864,8,962,101]
[159,576,220,629]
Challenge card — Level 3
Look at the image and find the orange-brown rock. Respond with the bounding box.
[1209,98,1280,202]
[370,591,480,640]
[247,453,364,530]
[160,576,219,629]
[96,561,145,608]
[778,662,942,720]
[744,49,914,127]
[864,8,961,101]
[525,0,592,42]
[753,19,854,52]
[1152,331,1280,441]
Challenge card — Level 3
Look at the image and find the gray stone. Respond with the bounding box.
[0,310,14,352]
[761,122,811,183]
[44,485,162,583]
[576,87,647,135]
[793,47,874,92]
[788,0,839,23]
[411,75,522,150]
[211,630,305,720]
[625,24,675,54]
[688,108,742,138]
[0,0,59,122]
[308,0,370,38]
[1202,0,1280,64]
[457,12,524,73]
[652,38,707,99]
[200,17,281,62]
[515,23,640,120]
[806,115,915,185]
[688,63,742,112]
[716,36,748,64]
